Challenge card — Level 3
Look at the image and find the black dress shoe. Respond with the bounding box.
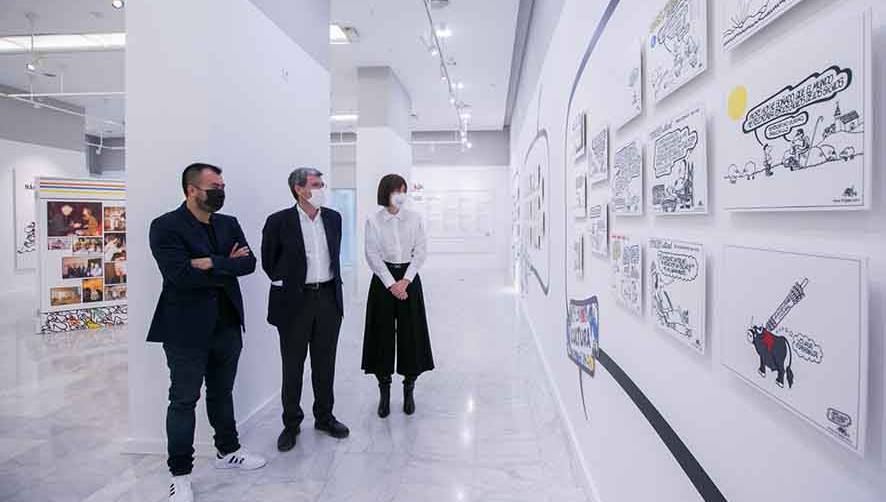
[315,417,350,439]
[277,426,299,452]
[403,381,416,415]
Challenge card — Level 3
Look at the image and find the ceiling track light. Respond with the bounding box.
[421,0,468,137]
[111,0,125,9]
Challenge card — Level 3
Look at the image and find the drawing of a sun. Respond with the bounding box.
[728,86,748,121]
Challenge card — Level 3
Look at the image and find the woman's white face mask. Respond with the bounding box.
[390,193,408,208]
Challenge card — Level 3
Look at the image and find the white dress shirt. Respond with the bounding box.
[365,208,428,288]
[298,205,334,284]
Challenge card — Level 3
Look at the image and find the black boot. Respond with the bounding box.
[377,375,392,418]
[403,377,416,415]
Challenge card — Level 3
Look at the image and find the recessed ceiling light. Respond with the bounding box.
[25,62,36,72]
[0,32,125,54]
[456,82,464,90]
[330,24,359,44]
[111,0,124,9]
[330,113,358,122]
[434,23,452,38]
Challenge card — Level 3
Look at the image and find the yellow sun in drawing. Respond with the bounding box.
[728,86,748,121]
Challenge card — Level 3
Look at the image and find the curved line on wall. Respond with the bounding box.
[522,127,552,295]
[560,1,726,501]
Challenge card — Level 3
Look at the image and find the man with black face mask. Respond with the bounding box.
[148,163,266,502]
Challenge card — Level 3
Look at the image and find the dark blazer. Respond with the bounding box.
[261,206,344,328]
[147,203,257,346]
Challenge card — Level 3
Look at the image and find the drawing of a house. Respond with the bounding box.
[825,102,862,137]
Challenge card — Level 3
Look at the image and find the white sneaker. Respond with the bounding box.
[169,475,194,502]
[214,448,267,471]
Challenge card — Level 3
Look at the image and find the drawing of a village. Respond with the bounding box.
[726,100,863,188]
[724,61,865,208]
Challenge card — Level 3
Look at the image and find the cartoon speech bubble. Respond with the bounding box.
[612,142,642,193]
[743,66,852,134]
[653,126,698,178]
[657,251,698,281]
[657,0,691,52]
[622,244,640,268]
[792,332,823,364]
[764,112,809,141]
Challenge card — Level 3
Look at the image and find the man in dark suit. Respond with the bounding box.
[148,163,266,502]
[261,167,349,452]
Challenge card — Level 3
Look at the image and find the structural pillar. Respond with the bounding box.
[355,67,413,298]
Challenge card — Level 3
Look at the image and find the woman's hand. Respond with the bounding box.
[389,279,410,300]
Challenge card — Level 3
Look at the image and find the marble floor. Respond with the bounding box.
[0,268,590,502]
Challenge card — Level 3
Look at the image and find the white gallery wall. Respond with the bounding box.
[411,165,511,270]
[511,0,886,501]
[126,0,329,452]
[0,138,86,296]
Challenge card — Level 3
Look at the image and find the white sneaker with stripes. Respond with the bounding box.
[214,448,267,471]
[169,475,194,502]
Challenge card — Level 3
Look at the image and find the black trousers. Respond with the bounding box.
[163,323,242,476]
[362,263,434,377]
[278,285,342,429]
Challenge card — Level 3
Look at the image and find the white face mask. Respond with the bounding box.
[308,188,327,209]
[391,193,408,208]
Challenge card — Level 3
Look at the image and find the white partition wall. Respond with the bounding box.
[511,0,886,500]
[126,0,329,453]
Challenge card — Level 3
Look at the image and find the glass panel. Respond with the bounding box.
[330,189,356,266]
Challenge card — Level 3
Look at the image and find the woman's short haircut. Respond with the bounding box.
[376,174,407,206]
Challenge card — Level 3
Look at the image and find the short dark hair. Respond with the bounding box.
[181,163,222,196]
[288,167,324,199]
[377,174,407,206]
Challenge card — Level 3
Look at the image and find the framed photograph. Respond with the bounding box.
[50,286,82,307]
[82,278,104,303]
[104,233,127,262]
[46,201,103,237]
[47,237,71,251]
[103,206,126,232]
[105,284,127,301]
[62,257,103,279]
[104,261,127,285]
[73,237,103,255]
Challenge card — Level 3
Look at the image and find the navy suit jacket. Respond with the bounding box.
[147,203,257,347]
[261,206,344,328]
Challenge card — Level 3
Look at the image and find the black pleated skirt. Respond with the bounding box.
[361,263,435,377]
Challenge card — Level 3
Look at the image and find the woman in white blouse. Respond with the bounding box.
[362,174,435,418]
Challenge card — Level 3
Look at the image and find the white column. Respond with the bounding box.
[355,67,413,298]
[126,0,329,453]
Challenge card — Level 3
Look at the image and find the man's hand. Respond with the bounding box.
[190,257,214,271]
[230,242,251,258]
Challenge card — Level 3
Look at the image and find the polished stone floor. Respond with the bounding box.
[0,268,590,501]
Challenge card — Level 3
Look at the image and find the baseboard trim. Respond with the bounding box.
[518,299,602,502]
[121,392,279,457]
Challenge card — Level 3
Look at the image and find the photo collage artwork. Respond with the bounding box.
[47,202,127,308]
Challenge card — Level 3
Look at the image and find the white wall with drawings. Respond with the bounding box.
[411,165,510,270]
[510,0,886,501]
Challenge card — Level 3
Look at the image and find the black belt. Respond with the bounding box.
[302,280,335,291]
[385,262,409,270]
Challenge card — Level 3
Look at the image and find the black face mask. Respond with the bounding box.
[201,188,226,212]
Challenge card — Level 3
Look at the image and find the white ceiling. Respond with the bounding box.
[330,0,520,133]
[0,0,125,136]
[0,0,521,138]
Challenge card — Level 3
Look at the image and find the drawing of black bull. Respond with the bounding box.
[748,326,794,388]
